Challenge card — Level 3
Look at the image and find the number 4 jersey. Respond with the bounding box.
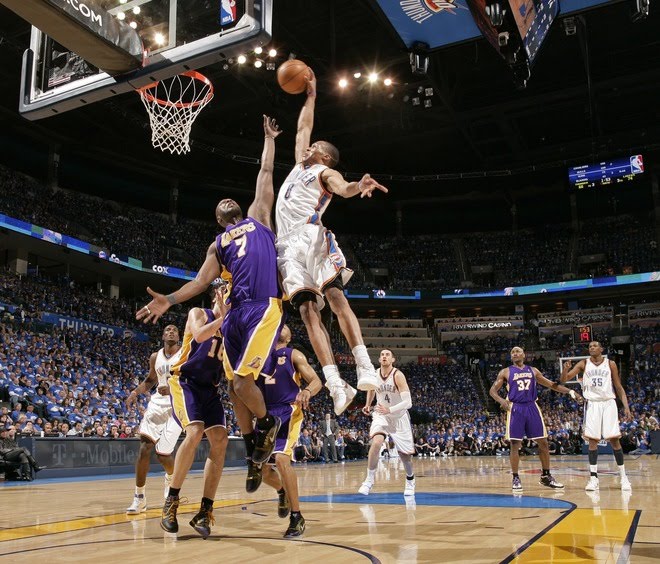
[581,358,615,401]
[506,364,538,403]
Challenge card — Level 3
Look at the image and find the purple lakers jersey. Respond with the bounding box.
[215,217,282,306]
[507,364,537,403]
[171,309,223,386]
[258,347,301,406]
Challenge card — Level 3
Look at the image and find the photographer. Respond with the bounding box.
[0,425,44,480]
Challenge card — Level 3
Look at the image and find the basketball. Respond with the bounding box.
[277,59,311,94]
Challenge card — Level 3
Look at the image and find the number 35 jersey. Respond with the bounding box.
[215,217,282,308]
[581,358,615,401]
[506,365,538,403]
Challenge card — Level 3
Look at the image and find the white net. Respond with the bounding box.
[137,71,214,155]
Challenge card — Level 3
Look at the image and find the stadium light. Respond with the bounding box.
[237,54,247,64]
[368,72,378,83]
[338,78,348,88]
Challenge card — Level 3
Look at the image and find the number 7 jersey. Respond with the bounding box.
[215,217,282,307]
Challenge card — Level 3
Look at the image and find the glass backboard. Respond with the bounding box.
[19,0,272,120]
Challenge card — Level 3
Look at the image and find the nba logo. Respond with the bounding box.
[630,154,644,174]
[220,0,237,26]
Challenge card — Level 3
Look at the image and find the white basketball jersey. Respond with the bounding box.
[276,163,332,237]
[152,347,181,406]
[376,367,405,418]
[581,357,615,401]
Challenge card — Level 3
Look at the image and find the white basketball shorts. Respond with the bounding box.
[138,398,182,455]
[369,411,415,455]
[582,399,621,440]
[276,223,353,309]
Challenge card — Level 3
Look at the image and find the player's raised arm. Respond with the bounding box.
[294,69,316,163]
[560,359,585,383]
[489,368,511,411]
[533,368,582,402]
[291,349,323,410]
[188,307,223,344]
[321,169,389,200]
[610,360,632,420]
[248,115,282,229]
[136,243,222,324]
[126,352,158,408]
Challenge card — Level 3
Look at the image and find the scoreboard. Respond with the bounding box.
[568,155,644,190]
[572,325,593,345]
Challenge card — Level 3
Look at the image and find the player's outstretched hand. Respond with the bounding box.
[562,360,572,371]
[125,391,137,409]
[136,287,170,324]
[263,114,282,139]
[358,174,389,199]
[295,389,312,410]
[305,67,316,97]
[361,405,372,416]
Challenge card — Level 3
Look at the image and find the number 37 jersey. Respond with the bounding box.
[506,365,538,403]
[215,217,282,307]
[581,358,615,401]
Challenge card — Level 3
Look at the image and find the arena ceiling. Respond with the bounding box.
[0,1,659,231]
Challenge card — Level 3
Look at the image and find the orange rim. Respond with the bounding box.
[137,70,214,109]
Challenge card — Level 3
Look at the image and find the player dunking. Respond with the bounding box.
[489,346,581,492]
[161,282,228,538]
[359,349,416,497]
[255,325,323,538]
[125,324,182,514]
[561,341,632,491]
[137,115,284,465]
[275,69,388,414]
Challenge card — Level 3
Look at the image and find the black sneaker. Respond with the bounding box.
[539,474,564,489]
[189,507,215,539]
[246,459,263,493]
[277,489,290,519]
[161,495,180,533]
[284,512,305,538]
[252,416,281,464]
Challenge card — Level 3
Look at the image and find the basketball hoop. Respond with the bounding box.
[137,71,214,155]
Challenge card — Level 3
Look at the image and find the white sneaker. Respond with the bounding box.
[620,476,632,491]
[585,476,599,491]
[358,481,373,496]
[356,364,379,391]
[404,478,416,497]
[126,494,147,514]
[327,380,357,415]
[164,474,173,500]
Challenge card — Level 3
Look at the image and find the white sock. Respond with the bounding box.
[367,468,376,482]
[618,465,626,477]
[135,486,146,496]
[322,365,341,386]
[165,473,173,482]
[589,465,598,476]
[352,345,371,367]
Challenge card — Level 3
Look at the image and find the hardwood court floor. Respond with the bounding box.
[0,455,658,563]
